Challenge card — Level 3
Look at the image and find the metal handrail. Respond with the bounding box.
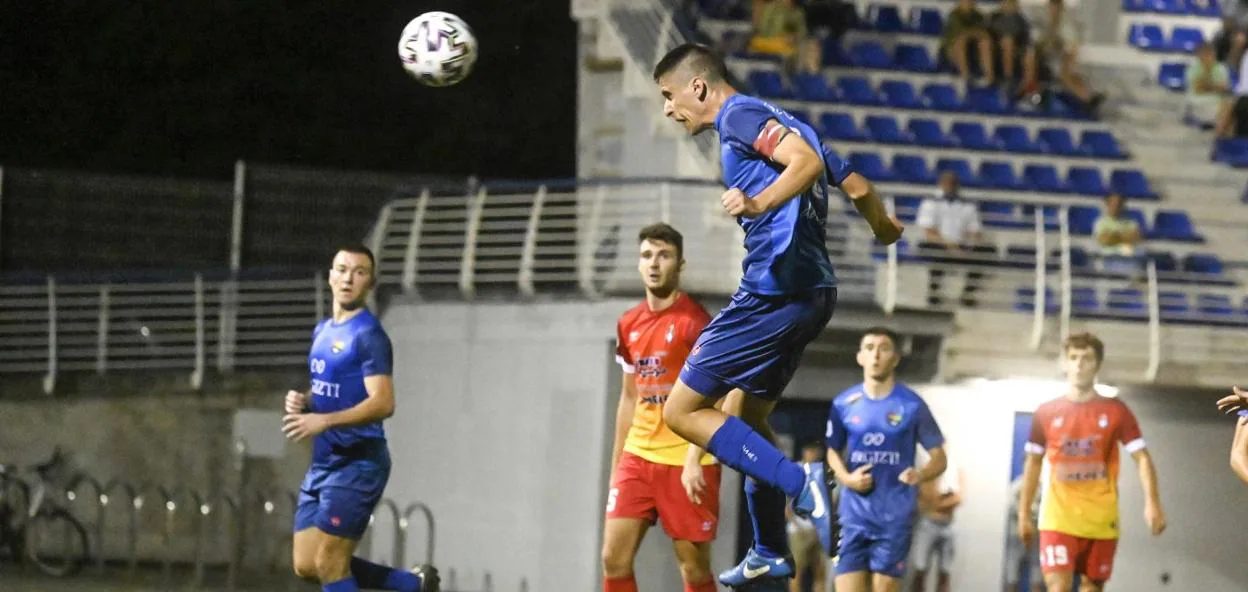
[1030,207,1047,350]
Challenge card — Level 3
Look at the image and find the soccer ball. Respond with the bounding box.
[397,12,478,87]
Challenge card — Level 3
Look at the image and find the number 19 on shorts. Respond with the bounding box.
[1041,544,1069,567]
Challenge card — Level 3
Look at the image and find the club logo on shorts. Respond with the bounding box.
[886,409,903,426]
[702,521,712,531]
[330,516,341,527]
[331,340,346,354]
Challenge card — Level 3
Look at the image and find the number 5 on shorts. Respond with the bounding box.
[1043,544,1069,567]
[606,488,619,513]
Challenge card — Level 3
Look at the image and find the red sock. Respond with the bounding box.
[684,577,716,592]
[604,575,638,592]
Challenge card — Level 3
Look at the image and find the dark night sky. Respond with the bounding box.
[0,1,578,180]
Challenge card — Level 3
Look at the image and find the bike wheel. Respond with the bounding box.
[23,509,88,577]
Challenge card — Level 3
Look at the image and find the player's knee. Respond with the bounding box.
[314,543,352,582]
[292,554,318,580]
[600,544,635,578]
[661,403,688,434]
[676,557,712,585]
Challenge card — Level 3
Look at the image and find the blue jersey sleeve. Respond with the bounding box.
[915,400,945,451]
[720,100,776,157]
[822,145,854,186]
[357,327,393,377]
[825,400,847,451]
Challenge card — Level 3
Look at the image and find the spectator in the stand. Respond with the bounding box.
[988,0,1031,93]
[1026,0,1105,116]
[1219,38,1248,137]
[804,0,858,41]
[1212,15,1248,68]
[942,0,996,85]
[1093,193,1143,275]
[917,172,992,307]
[1187,42,1233,130]
[748,0,822,74]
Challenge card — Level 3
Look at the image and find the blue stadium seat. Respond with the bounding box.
[1125,209,1150,234]
[1081,131,1128,158]
[848,152,897,182]
[1170,27,1204,52]
[893,195,924,222]
[1151,210,1204,242]
[995,125,1043,153]
[1068,246,1090,268]
[850,41,894,69]
[980,200,1029,228]
[1184,253,1224,275]
[1187,0,1221,16]
[1151,251,1178,272]
[1068,205,1100,235]
[823,37,850,66]
[1158,291,1190,319]
[880,80,925,109]
[908,118,955,147]
[1023,164,1066,193]
[793,73,837,102]
[822,113,869,142]
[868,4,905,33]
[748,71,791,98]
[908,8,944,35]
[1022,204,1062,230]
[980,161,1027,191]
[1072,287,1100,314]
[1215,137,1248,167]
[1128,24,1166,51]
[951,121,996,151]
[895,44,937,72]
[1198,293,1234,317]
[1006,245,1037,268]
[1015,287,1059,313]
[1150,0,1188,14]
[1066,167,1109,195]
[893,154,937,184]
[1158,63,1187,90]
[1110,169,1158,199]
[866,115,911,144]
[1107,288,1147,317]
[1038,128,1080,156]
[1122,0,1149,10]
[966,87,1010,114]
[838,76,884,105]
[935,158,982,187]
[922,83,963,111]
[788,109,812,126]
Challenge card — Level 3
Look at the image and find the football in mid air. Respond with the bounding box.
[397,12,478,87]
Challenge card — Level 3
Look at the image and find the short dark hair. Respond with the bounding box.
[652,43,727,83]
[638,222,684,259]
[1105,191,1124,202]
[862,326,900,349]
[335,244,377,274]
[1064,331,1104,363]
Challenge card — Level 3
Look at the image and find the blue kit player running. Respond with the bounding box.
[651,43,904,589]
[825,328,947,592]
[283,245,439,592]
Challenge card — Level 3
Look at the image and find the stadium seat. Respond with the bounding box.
[922,83,963,111]
[1158,291,1190,319]
[848,152,897,182]
[1151,251,1178,272]
[893,195,924,222]
[1110,169,1158,199]
[1072,287,1100,314]
[935,158,982,187]
[1022,203,1063,230]
[1081,130,1128,158]
[838,76,884,105]
[865,115,911,144]
[1006,245,1037,268]
[895,44,937,72]
[1150,0,1187,14]
[1184,253,1224,275]
[748,71,791,98]
[1158,63,1187,90]
[880,80,925,109]
[995,125,1043,153]
[868,4,904,33]
[1128,24,1166,51]
[1107,288,1147,317]
[1198,293,1234,317]
[822,113,869,142]
[1015,287,1059,313]
[908,118,956,147]
[1187,0,1221,17]
[951,121,996,151]
[1068,246,1091,268]
[1023,164,1067,193]
[980,161,1028,191]
[1038,128,1080,156]
[1170,27,1204,53]
[908,8,943,35]
[823,37,850,66]
[1151,210,1204,242]
[1123,0,1149,11]
[1124,209,1150,234]
[793,73,837,102]
[1213,137,1248,167]
[892,154,937,184]
[1066,167,1109,195]
[787,109,812,126]
[1068,205,1100,235]
[850,41,894,69]
[980,200,1029,228]
[966,87,1010,114]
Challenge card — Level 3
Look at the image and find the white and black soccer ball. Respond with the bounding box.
[397,12,478,87]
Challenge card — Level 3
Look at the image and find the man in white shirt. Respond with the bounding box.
[917,172,992,307]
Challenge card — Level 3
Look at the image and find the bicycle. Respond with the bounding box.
[0,449,90,576]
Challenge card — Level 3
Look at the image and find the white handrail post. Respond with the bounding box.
[884,196,898,315]
[43,275,57,395]
[1030,207,1047,350]
[579,184,607,300]
[96,285,110,375]
[230,160,246,273]
[518,185,547,299]
[216,281,237,374]
[192,274,205,390]
[367,203,393,311]
[401,190,430,297]
[1058,205,1073,340]
[459,187,487,300]
[1145,259,1161,382]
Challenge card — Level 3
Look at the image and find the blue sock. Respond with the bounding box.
[745,477,790,558]
[324,576,360,592]
[706,416,806,498]
[350,557,422,591]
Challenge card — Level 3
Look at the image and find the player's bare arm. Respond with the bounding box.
[1017,453,1043,547]
[902,446,947,485]
[1231,416,1248,484]
[841,173,904,245]
[826,447,874,493]
[610,373,639,475]
[1130,448,1167,535]
[283,375,396,441]
[721,119,823,218]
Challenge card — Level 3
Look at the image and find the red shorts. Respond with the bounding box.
[1038,530,1118,583]
[606,452,722,542]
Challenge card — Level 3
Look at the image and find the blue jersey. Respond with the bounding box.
[307,309,393,464]
[825,383,944,531]
[715,94,838,295]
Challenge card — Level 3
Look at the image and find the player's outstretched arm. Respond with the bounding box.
[610,374,638,476]
[841,173,903,245]
[1130,448,1167,535]
[1230,416,1248,485]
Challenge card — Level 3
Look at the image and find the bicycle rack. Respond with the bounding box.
[63,473,104,571]
[401,501,436,566]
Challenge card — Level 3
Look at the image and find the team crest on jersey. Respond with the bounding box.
[629,331,641,343]
[331,339,346,354]
[1098,414,1108,428]
[666,324,674,343]
[886,409,903,426]
[848,415,861,425]
[1052,416,1064,428]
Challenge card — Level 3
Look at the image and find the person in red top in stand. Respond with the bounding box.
[601,222,727,592]
[1017,332,1167,592]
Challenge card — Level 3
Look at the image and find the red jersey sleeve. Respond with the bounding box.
[615,316,635,374]
[1117,402,1146,453]
[1025,406,1047,456]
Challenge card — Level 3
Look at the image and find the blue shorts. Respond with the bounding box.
[680,287,836,400]
[293,445,391,540]
[835,524,912,578]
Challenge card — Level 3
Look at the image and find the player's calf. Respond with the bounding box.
[673,540,716,592]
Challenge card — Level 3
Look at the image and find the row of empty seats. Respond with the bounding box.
[834,149,1159,197]
[1018,287,1248,325]
[1122,0,1222,16]
[1128,23,1210,54]
[820,112,1127,158]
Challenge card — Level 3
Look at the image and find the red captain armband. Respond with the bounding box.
[752,120,790,160]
